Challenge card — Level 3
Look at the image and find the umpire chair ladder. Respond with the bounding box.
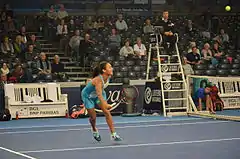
[146,27,189,117]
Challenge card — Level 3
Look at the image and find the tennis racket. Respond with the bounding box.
[120,85,139,104]
[95,86,139,113]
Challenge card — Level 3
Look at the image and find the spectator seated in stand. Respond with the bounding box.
[51,55,66,81]
[57,4,68,20]
[9,64,32,83]
[212,42,224,65]
[0,73,8,88]
[185,20,197,37]
[213,28,229,48]
[3,16,18,35]
[36,52,52,81]
[19,26,27,44]
[13,35,26,60]
[0,36,14,58]
[83,16,94,31]
[56,19,68,54]
[133,37,147,59]
[68,19,76,34]
[143,19,154,34]
[115,14,128,33]
[68,29,83,59]
[182,56,194,77]
[24,44,38,66]
[94,17,105,30]
[79,33,95,66]
[0,73,7,111]
[201,43,213,62]
[187,41,200,54]
[185,46,201,66]
[119,39,134,58]
[0,62,10,76]
[27,34,41,54]
[0,4,14,22]
[47,5,58,22]
[108,28,121,54]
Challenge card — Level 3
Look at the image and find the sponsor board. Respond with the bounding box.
[10,104,66,118]
[78,85,144,113]
[143,81,163,112]
[192,77,240,109]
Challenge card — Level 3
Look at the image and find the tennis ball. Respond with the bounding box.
[225,5,231,11]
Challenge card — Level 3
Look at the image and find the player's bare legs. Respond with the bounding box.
[87,108,101,141]
[206,95,215,114]
[98,103,122,141]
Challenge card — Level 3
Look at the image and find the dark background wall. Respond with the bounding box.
[0,0,239,10]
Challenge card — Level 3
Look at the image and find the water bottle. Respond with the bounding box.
[16,111,19,120]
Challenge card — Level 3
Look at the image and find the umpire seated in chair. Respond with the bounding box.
[156,10,177,54]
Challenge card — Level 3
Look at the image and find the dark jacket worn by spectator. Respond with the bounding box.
[185,47,201,66]
[186,52,201,65]
[51,62,65,81]
[78,34,94,66]
[25,51,38,62]
[27,34,41,53]
[79,40,92,54]
[79,40,93,65]
[24,44,38,62]
[51,63,64,73]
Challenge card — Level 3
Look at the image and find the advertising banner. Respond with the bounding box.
[63,84,145,114]
[143,81,163,113]
[10,104,67,118]
[192,76,240,109]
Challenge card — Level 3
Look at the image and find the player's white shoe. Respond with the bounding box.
[111,132,123,141]
[92,131,101,142]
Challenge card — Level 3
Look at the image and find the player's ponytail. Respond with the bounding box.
[92,61,108,78]
[92,64,100,78]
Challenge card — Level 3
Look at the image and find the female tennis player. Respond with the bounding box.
[81,61,122,142]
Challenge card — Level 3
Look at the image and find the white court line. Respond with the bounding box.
[0,120,228,135]
[0,118,202,130]
[0,146,37,159]
[21,137,240,153]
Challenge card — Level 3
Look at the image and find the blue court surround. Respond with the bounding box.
[0,116,240,159]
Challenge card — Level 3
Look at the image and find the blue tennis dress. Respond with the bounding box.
[81,75,110,109]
